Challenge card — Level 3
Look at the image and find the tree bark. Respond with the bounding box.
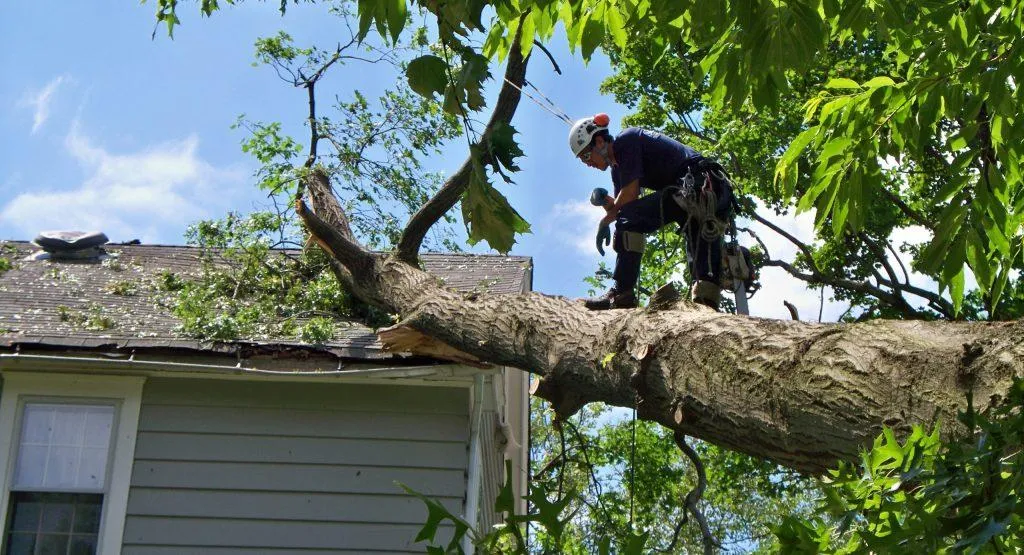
[300,197,1024,473]
[372,256,1023,474]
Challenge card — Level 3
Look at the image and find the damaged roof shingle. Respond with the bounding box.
[0,241,532,360]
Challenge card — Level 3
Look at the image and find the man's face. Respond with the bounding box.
[578,137,610,170]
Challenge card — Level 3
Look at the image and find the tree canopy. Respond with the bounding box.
[155,0,1022,315]
[147,0,1024,551]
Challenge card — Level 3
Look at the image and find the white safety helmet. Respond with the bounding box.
[568,113,611,157]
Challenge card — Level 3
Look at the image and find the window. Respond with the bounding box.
[0,373,144,555]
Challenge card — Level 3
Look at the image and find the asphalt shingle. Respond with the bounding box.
[0,240,532,360]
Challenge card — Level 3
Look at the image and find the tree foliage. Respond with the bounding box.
[147,0,1024,551]
[778,379,1024,554]
[153,0,1022,312]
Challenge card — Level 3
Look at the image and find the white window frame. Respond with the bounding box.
[0,372,145,554]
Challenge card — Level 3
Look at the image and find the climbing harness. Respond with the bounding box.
[660,162,761,313]
[671,166,730,243]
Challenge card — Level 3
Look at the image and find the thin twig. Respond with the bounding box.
[885,240,911,285]
[532,39,561,74]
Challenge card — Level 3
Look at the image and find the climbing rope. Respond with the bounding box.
[502,77,574,125]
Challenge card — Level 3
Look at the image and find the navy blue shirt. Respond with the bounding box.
[611,128,703,195]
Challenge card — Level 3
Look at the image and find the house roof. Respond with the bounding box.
[0,240,532,361]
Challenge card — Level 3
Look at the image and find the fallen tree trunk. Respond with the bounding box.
[304,206,1024,474]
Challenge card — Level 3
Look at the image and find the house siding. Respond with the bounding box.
[121,377,469,554]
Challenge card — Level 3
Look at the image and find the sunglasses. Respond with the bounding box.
[579,149,593,163]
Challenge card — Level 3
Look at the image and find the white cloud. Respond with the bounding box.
[733,204,851,321]
[20,75,70,134]
[1,122,246,243]
[540,199,605,258]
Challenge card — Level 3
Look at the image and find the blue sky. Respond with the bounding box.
[1,2,906,321]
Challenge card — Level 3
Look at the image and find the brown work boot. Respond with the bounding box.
[583,288,638,310]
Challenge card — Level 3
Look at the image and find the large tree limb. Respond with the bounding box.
[345,255,1024,474]
[395,30,529,263]
[297,145,1023,475]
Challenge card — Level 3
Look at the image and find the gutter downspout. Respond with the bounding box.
[462,373,486,554]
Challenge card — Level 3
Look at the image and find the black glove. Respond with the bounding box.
[595,223,611,256]
[590,187,609,207]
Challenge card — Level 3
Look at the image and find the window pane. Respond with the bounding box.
[40,502,73,533]
[69,535,98,555]
[71,502,100,534]
[13,404,114,491]
[51,407,87,447]
[11,445,47,489]
[19,408,51,444]
[5,493,102,555]
[76,448,109,491]
[7,499,41,532]
[82,411,113,448]
[47,446,80,489]
[37,533,69,554]
[5,532,35,554]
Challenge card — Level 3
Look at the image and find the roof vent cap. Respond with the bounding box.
[32,231,110,260]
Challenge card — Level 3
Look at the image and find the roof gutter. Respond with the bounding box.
[0,350,458,379]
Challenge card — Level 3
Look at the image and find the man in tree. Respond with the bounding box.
[573,114,734,310]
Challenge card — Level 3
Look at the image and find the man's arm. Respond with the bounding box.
[601,179,640,225]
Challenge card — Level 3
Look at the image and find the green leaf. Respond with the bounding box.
[461,155,531,253]
[398,482,474,547]
[519,10,536,57]
[623,530,649,554]
[949,262,964,315]
[803,94,826,123]
[819,95,853,121]
[580,4,606,59]
[818,137,852,162]
[406,55,448,99]
[863,76,896,89]
[385,0,407,44]
[494,460,515,514]
[605,4,628,48]
[825,78,860,89]
[486,121,523,175]
[775,126,818,197]
[357,0,375,40]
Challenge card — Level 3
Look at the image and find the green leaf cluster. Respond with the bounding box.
[777,380,1024,553]
[0,243,14,276]
[461,143,531,254]
[165,211,353,342]
[402,457,654,554]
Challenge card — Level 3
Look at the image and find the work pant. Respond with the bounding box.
[612,179,732,293]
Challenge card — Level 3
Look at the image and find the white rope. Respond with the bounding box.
[503,77,574,124]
